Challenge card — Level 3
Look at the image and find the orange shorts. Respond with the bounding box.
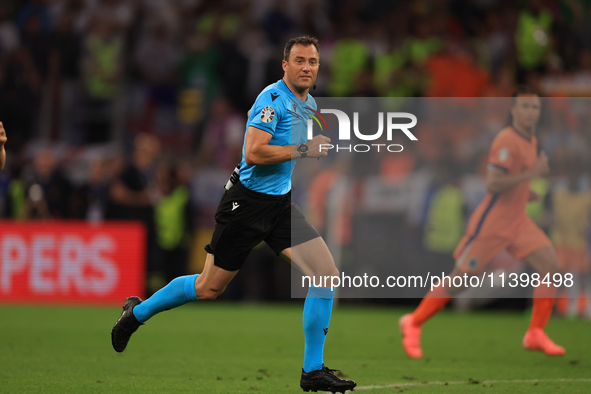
[453,216,551,274]
[555,247,590,274]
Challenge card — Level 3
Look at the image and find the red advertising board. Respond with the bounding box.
[0,221,146,305]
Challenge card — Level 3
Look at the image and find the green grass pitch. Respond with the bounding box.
[0,303,589,393]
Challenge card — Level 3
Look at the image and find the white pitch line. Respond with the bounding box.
[356,378,591,390]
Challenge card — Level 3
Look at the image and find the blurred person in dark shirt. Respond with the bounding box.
[106,133,160,221]
[25,146,73,219]
[70,157,111,221]
[106,134,160,290]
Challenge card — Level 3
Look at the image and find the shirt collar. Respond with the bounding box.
[279,79,309,103]
[510,126,533,142]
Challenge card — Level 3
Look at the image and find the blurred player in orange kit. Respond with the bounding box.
[400,87,566,358]
[0,122,6,171]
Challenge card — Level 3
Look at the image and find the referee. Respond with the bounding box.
[112,36,357,393]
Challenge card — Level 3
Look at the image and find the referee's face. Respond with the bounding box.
[282,44,319,92]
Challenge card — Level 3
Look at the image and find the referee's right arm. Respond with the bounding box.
[244,126,330,165]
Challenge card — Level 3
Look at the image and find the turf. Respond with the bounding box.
[0,303,589,393]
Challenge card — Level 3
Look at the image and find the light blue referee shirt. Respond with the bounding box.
[239,79,316,195]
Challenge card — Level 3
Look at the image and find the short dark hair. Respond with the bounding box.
[505,86,540,126]
[283,36,319,61]
[511,86,539,104]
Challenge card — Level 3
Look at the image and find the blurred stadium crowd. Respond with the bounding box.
[0,0,590,305]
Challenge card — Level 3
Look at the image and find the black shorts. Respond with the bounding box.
[205,181,320,271]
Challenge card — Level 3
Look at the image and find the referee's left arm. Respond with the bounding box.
[244,126,330,165]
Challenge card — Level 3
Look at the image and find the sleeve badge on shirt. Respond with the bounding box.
[261,106,275,123]
[498,147,509,162]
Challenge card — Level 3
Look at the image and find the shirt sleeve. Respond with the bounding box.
[488,133,518,173]
[246,89,284,135]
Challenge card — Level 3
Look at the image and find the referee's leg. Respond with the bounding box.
[194,253,239,300]
[111,252,238,352]
[282,238,356,391]
[281,237,339,279]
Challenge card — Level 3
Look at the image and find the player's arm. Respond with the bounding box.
[486,151,549,194]
[0,122,7,171]
[244,126,330,165]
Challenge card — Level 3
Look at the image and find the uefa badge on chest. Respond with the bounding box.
[261,106,275,123]
[498,147,509,162]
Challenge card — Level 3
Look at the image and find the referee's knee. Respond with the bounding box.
[198,289,224,300]
[310,266,339,278]
[195,285,226,300]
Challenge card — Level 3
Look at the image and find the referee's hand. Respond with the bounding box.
[0,122,6,147]
[307,134,331,158]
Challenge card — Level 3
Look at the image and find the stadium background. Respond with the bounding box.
[0,0,590,310]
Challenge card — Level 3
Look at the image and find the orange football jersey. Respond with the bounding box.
[465,126,538,239]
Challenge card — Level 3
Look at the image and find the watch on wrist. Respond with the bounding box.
[297,143,309,158]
